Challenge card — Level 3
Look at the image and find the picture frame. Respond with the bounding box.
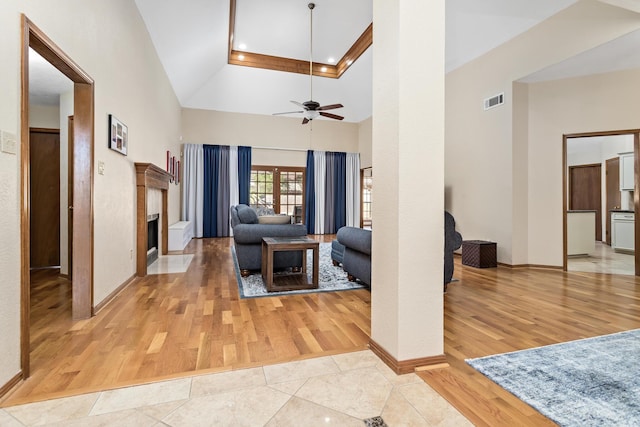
[109,114,128,155]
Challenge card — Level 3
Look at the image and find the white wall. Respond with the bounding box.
[446,0,640,265]
[358,117,372,168]
[29,104,60,128]
[181,108,360,168]
[59,90,73,276]
[0,0,181,387]
[527,68,640,266]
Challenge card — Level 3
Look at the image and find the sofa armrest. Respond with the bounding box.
[233,223,307,244]
[337,227,371,255]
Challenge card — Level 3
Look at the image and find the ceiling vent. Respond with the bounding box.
[483,93,504,111]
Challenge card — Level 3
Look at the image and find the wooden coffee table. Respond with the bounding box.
[261,237,319,292]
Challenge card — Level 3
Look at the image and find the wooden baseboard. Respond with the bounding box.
[0,372,23,402]
[498,262,563,270]
[94,274,137,314]
[456,252,562,270]
[369,339,447,375]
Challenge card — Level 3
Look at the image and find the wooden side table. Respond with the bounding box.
[261,237,319,292]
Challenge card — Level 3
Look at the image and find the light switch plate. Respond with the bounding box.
[98,161,105,175]
[1,131,17,155]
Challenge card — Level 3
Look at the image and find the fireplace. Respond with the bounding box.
[135,163,172,277]
[147,213,159,265]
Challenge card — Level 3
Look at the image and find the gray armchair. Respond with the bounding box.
[230,204,307,276]
[333,211,462,290]
[445,211,463,290]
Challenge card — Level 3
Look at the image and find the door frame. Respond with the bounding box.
[20,15,95,377]
[562,129,640,275]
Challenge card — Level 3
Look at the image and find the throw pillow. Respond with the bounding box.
[237,205,259,224]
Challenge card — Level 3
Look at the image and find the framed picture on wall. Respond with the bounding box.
[108,114,128,156]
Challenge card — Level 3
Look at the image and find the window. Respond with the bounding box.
[250,166,305,223]
[361,167,372,229]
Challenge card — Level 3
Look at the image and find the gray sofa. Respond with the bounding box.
[230,204,307,276]
[333,211,462,290]
[336,227,372,285]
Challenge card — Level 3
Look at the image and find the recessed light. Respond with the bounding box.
[238,43,247,50]
[321,66,327,72]
[327,57,335,64]
[346,60,353,66]
[238,54,245,60]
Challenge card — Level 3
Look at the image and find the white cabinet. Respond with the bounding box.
[567,211,595,256]
[620,153,634,191]
[611,212,634,252]
[168,221,193,251]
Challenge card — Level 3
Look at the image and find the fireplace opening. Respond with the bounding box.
[147,213,159,266]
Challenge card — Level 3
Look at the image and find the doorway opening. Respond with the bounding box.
[563,130,639,276]
[20,15,95,378]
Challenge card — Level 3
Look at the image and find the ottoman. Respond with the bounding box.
[331,240,345,266]
[462,240,497,268]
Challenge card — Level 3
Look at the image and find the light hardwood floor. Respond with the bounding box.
[421,263,640,426]
[5,235,371,406]
[5,237,640,427]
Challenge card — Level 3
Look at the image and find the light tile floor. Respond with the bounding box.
[1,351,471,426]
[147,254,194,275]
[567,242,635,275]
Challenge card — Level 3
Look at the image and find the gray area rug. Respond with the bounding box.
[233,242,368,298]
[466,329,640,426]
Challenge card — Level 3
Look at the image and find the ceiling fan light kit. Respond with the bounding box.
[272,2,344,125]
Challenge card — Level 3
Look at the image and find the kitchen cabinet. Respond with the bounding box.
[620,153,634,191]
[567,211,595,255]
[611,211,634,252]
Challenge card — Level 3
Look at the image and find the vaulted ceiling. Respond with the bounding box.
[29,1,640,122]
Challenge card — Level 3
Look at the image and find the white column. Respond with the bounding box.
[371,0,445,362]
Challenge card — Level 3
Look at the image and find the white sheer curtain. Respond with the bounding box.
[346,153,361,227]
[182,144,204,237]
[313,151,326,234]
[228,146,239,236]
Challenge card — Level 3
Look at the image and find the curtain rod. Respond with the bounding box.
[253,146,308,152]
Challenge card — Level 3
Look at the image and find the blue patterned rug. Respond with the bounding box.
[232,243,368,298]
[466,329,640,426]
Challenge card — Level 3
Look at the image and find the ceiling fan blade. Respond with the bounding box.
[290,100,306,109]
[319,112,344,121]
[273,111,304,116]
[302,117,310,125]
[318,103,343,111]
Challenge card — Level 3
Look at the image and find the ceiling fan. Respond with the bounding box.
[272,3,344,125]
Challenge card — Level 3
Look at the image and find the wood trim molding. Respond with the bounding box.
[135,163,172,277]
[0,372,23,402]
[369,339,447,375]
[29,127,59,134]
[227,0,371,79]
[21,14,96,379]
[94,275,137,314]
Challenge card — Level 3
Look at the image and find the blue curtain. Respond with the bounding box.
[305,150,316,234]
[324,152,335,233]
[217,146,230,236]
[334,152,347,231]
[238,146,251,205]
[203,144,220,238]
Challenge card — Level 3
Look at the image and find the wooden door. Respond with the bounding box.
[67,116,74,277]
[569,164,602,241]
[30,128,61,268]
[605,157,621,246]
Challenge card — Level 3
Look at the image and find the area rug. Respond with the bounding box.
[466,329,640,426]
[232,243,368,298]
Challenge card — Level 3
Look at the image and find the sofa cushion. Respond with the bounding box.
[236,205,259,224]
[258,215,291,224]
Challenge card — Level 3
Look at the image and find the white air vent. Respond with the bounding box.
[483,93,504,110]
